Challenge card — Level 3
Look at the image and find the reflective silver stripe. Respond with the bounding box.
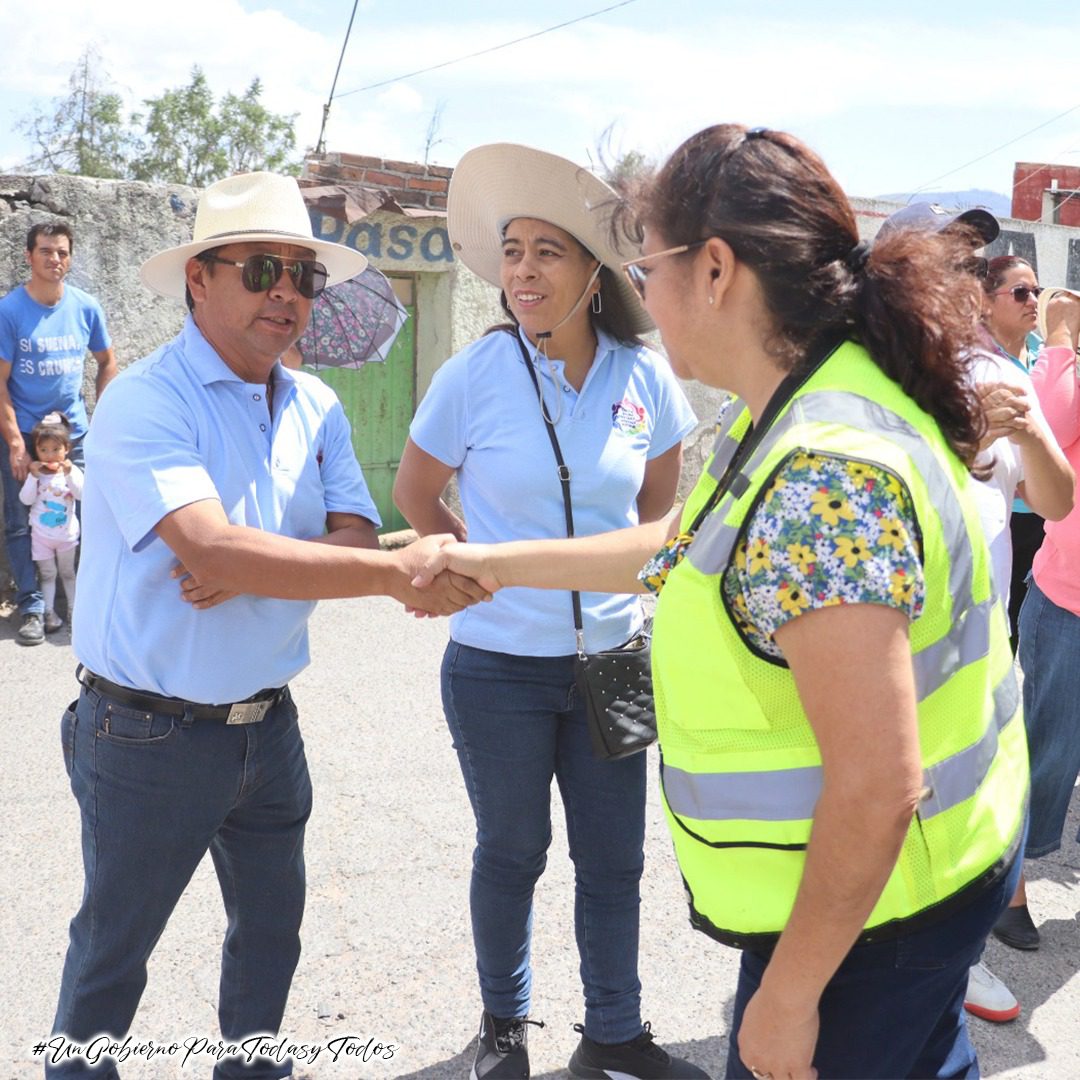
[919,669,1021,819]
[686,389,987,699]
[663,760,822,822]
[706,399,748,485]
[662,671,1018,826]
[690,391,975,612]
[910,597,993,701]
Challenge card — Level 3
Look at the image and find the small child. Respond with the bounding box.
[18,412,83,633]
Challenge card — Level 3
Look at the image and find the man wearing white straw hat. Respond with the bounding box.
[47,172,486,1079]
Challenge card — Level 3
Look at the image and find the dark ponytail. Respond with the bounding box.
[619,123,987,472]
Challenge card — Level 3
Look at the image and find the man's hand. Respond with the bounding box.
[9,440,30,482]
[737,983,820,1080]
[410,539,503,595]
[172,562,241,610]
[392,535,493,617]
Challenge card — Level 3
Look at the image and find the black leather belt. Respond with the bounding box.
[77,666,286,725]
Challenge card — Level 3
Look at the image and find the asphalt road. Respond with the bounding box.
[2,596,1078,1079]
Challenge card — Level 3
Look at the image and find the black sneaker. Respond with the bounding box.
[472,1011,544,1080]
[568,1022,711,1079]
[992,904,1041,950]
[16,613,44,646]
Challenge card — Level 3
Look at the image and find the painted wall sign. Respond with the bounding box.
[309,210,454,271]
[986,230,1040,275]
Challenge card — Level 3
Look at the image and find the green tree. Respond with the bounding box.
[131,67,225,187]
[132,68,299,186]
[219,79,298,176]
[16,46,134,178]
[591,122,652,187]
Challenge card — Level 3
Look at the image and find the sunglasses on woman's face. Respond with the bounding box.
[991,284,1042,304]
[202,253,329,299]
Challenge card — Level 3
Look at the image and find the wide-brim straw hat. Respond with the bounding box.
[141,171,368,300]
[447,143,653,335]
[1036,285,1080,340]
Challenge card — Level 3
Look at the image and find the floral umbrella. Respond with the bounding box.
[296,266,408,370]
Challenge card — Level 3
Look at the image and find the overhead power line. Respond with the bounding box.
[335,0,642,100]
[907,102,1080,200]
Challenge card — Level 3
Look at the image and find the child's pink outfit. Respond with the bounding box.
[18,463,83,629]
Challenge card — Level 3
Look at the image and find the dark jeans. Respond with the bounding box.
[1,432,84,617]
[441,642,647,1043]
[1018,576,1080,857]
[725,849,1022,1079]
[49,682,312,1079]
[1008,511,1044,652]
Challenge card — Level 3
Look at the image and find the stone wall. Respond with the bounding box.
[0,174,197,598]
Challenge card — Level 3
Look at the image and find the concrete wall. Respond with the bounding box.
[852,195,1080,286]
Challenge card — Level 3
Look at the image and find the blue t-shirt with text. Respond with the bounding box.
[0,283,111,438]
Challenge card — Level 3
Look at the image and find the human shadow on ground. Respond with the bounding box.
[969,797,1080,1077]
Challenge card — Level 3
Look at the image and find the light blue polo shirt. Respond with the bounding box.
[73,315,379,703]
[410,327,696,655]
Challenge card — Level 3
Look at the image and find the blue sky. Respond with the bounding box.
[3,0,1080,202]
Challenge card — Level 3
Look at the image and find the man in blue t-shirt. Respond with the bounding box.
[0,221,117,644]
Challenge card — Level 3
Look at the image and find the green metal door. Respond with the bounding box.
[313,276,416,534]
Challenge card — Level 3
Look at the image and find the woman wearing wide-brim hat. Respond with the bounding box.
[413,125,1032,1079]
[392,144,705,1080]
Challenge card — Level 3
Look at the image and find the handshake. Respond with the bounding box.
[394,534,501,618]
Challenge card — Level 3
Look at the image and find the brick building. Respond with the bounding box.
[303,152,451,212]
[1012,162,1080,227]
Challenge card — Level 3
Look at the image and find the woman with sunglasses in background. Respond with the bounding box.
[416,124,1030,1079]
[392,144,705,1080]
[980,257,1047,651]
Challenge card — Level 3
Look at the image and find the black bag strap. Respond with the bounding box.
[514,332,586,653]
[514,328,845,648]
[682,331,846,536]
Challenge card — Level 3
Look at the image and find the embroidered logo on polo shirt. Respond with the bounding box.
[611,398,646,436]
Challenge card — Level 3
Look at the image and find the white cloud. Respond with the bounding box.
[374,83,425,115]
[2,3,1080,195]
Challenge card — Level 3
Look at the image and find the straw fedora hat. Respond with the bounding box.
[140,171,368,300]
[447,143,653,335]
[1036,285,1080,340]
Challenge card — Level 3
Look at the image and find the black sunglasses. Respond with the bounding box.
[202,253,328,299]
[990,284,1042,304]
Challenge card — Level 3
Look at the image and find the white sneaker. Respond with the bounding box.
[964,961,1020,1022]
[43,610,64,633]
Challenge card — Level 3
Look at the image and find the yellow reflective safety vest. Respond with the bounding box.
[654,340,1028,948]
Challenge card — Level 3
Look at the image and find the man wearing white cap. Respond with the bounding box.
[47,172,485,1079]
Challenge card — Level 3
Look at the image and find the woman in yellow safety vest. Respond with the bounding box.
[415,124,1029,1080]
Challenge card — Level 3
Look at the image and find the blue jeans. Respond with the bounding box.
[49,681,312,1079]
[726,849,1021,1079]
[1,432,84,616]
[1018,576,1080,857]
[441,642,647,1043]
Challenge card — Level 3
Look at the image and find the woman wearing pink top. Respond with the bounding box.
[996,292,1080,951]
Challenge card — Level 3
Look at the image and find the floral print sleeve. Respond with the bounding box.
[722,451,925,660]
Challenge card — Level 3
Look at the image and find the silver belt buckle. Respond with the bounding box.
[227,699,272,725]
